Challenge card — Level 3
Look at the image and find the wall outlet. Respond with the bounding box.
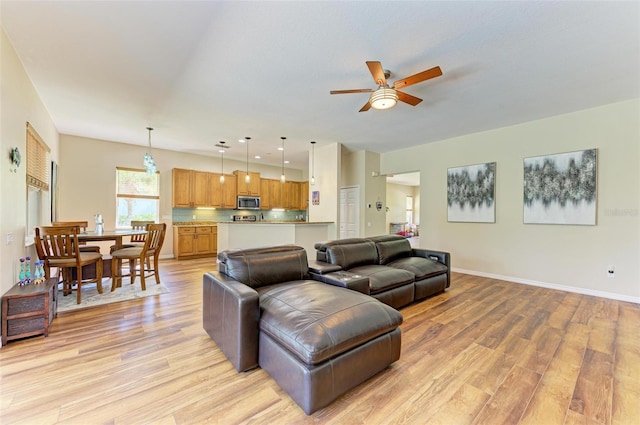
[607,265,615,278]
[6,232,13,245]
[192,215,196,219]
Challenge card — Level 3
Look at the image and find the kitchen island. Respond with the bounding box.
[216,221,334,259]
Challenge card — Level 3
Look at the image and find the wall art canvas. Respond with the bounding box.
[523,149,597,225]
[447,162,496,223]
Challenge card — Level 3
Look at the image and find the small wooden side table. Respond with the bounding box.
[1,277,58,346]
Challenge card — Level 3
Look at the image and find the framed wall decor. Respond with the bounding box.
[523,148,597,225]
[447,162,496,223]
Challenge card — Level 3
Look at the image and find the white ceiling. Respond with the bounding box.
[2,1,638,171]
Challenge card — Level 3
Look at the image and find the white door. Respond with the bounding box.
[339,186,360,239]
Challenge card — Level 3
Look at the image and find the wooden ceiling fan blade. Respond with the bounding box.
[359,101,372,112]
[366,61,387,86]
[330,89,373,95]
[396,90,423,106]
[393,66,442,90]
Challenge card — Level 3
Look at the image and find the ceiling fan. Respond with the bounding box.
[330,61,442,112]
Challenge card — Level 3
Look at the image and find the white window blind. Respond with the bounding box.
[26,122,51,191]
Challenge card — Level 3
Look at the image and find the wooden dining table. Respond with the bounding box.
[77,228,147,251]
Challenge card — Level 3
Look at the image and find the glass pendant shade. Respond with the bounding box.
[143,127,157,174]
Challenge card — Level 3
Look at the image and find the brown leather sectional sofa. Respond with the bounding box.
[311,234,450,309]
[203,245,403,415]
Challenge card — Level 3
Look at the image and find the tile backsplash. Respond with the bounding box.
[172,208,306,223]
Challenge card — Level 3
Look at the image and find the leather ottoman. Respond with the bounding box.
[256,281,402,414]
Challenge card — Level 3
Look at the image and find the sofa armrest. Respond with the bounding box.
[310,271,370,295]
[203,271,260,372]
[308,260,343,275]
[412,249,451,288]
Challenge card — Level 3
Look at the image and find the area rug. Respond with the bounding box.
[57,280,169,312]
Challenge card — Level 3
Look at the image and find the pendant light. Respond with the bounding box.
[216,141,228,184]
[244,136,251,184]
[280,136,286,183]
[310,141,316,185]
[143,127,157,174]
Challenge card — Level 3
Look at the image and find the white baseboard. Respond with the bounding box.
[452,267,640,304]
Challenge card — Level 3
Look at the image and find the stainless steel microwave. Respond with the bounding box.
[237,196,261,210]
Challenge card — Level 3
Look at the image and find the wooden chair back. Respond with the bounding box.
[36,225,104,304]
[52,221,89,232]
[143,223,166,255]
[36,226,81,261]
[130,220,154,243]
[52,221,95,248]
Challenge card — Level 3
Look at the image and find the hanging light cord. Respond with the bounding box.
[280,137,286,183]
[245,137,251,184]
[310,141,316,185]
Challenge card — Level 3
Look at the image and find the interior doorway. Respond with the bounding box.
[385,172,420,246]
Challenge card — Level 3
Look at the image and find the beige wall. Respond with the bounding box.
[341,149,387,237]
[381,99,640,301]
[59,135,304,258]
[1,29,60,296]
[308,143,340,239]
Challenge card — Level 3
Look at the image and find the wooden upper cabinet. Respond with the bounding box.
[192,171,210,207]
[172,169,193,208]
[260,179,271,209]
[173,168,308,211]
[221,173,237,209]
[299,181,309,210]
[234,171,261,196]
[210,173,223,207]
[270,179,284,209]
[284,181,300,210]
[173,168,207,208]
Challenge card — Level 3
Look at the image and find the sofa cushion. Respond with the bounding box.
[218,245,308,288]
[325,240,378,269]
[258,281,402,365]
[348,264,415,295]
[373,237,413,264]
[387,257,449,281]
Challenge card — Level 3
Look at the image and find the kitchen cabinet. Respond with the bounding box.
[222,173,237,208]
[210,173,237,209]
[285,181,300,210]
[260,179,271,209]
[173,226,217,259]
[172,168,211,208]
[234,171,261,196]
[270,179,284,209]
[299,181,309,210]
[259,179,308,210]
[173,169,237,209]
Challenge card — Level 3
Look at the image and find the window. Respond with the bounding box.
[405,195,413,225]
[26,122,51,244]
[116,167,159,228]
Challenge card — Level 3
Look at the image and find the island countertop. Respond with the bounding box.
[173,221,331,226]
[216,221,334,258]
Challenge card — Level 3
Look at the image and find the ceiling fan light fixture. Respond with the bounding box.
[369,86,398,110]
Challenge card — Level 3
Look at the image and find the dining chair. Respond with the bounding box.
[109,220,153,253]
[52,221,101,253]
[110,223,166,291]
[35,225,104,304]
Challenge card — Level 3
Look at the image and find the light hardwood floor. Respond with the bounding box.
[1,258,638,424]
